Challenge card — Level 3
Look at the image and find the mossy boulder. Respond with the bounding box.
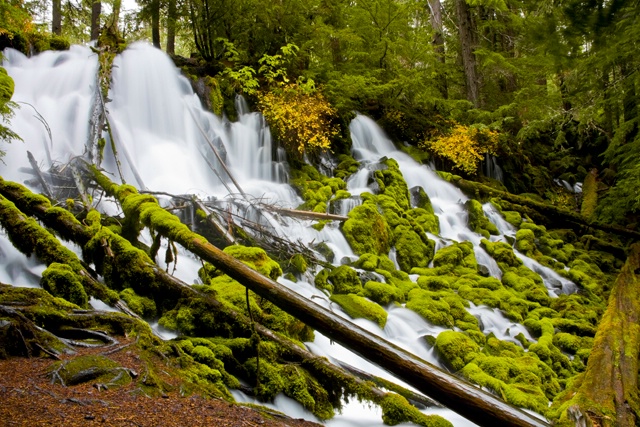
[465,199,499,239]
[330,293,387,328]
[393,224,434,272]
[515,229,536,255]
[327,265,363,294]
[379,393,453,427]
[434,331,480,371]
[406,289,455,328]
[481,239,522,269]
[354,253,396,272]
[362,281,405,305]
[342,199,391,256]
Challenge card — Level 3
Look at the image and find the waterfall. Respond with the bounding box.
[1,42,577,427]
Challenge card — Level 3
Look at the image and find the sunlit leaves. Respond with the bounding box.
[421,124,499,175]
[258,83,339,159]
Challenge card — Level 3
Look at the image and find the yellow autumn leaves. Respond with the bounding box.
[258,83,339,158]
[421,124,499,175]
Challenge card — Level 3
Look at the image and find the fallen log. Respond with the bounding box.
[450,176,640,241]
[263,205,348,222]
[551,243,640,426]
[91,167,550,427]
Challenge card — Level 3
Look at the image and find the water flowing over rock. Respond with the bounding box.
[1,42,598,427]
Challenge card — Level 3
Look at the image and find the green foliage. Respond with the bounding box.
[0,66,20,156]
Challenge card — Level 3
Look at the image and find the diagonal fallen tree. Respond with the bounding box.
[89,166,550,427]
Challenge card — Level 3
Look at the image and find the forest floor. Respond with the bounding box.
[0,341,324,427]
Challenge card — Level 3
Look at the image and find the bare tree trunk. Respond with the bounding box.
[151,0,161,49]
[91,0,102,40]
[427,0,447,98]
[52,0,62,35]
[166,0,176,54]
[455,0,479,107]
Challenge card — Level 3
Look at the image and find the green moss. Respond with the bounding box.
[406,207,439,234]
[314,268,331,293]
[51,355,130,387]
[342,199,391,256]
[119,288,156,318]
[379,393,453,427]
[515,229,536,255]
[481,239,522,269]
[330,293,387,328]
[328,265,363,294]
[334,155,361,180]
[416,275,457,291]
[465,199,499,239]
[362,281,405,305]
[407,289,454,328]
[434,330,480,371]
[223,245,282,280]
[40,262,88,308]
[354,253,395,271]
[393,224,434,272]
[286,253,308,275]
[375,158,411,210]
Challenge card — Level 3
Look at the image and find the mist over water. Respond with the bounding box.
[1,42,573,427]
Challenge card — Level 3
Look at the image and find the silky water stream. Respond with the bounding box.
[0,42,574,426]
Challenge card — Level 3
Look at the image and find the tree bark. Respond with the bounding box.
[52,0,62,35]
[91,0,102,41]
[151,0,161,49]
[427,0,447,98]
[90,168,549,427]
[455,0,480,107]
[264,206,348,222]
[166,0,176,55]
[554,243,640,426]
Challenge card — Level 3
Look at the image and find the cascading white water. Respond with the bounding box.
[1,42,577,427]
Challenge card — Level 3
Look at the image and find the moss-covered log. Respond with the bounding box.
[551,243,640,426]
[91,167,549,427]
[450,176,640,242]
[265,205,348,222]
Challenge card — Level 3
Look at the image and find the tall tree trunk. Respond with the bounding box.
[427,0,447,98]
[91,0,102,40]
[52,0,62,35]
[455,0,480,107]
[166,0,176,54]
[151,0,161,49]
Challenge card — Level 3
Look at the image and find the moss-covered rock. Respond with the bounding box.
[434,330,480,371]
[465,199,499,239]
[379,393,453,427]
[342,198,391,256]
[362,281,404,305]
[119,288,157,318]
[330,293,387,328]
[327,265,363,294]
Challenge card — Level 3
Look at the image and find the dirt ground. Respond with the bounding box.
[0,344,324,427]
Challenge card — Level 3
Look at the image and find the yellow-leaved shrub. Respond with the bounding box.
[421,124,499,175]
[258,83,339,158]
